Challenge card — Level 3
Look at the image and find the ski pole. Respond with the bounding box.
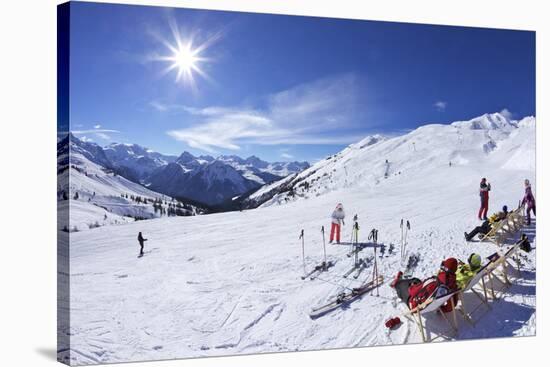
[374,229,379,296]
[353,221,360,267]
[403,220,411,263]
[299,229,305,275]
[399,218,403,261]
[321,225,327,270]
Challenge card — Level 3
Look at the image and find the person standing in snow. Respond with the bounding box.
[329,203,345,244]
[478,178,491,220]
[137,232,147,256]
[522,179,536,225]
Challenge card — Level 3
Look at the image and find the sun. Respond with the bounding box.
[155,21,220,89]
[173,45,198,73]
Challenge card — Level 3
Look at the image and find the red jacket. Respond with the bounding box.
[437,270,458,313]
[407,270,458,312]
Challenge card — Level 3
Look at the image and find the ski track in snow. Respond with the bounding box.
[63,115,536,364]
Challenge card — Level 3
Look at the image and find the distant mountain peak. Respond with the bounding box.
[177,151,196,164]
[451,112,519,131]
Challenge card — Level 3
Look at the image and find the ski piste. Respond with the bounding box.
[309,275,384,319]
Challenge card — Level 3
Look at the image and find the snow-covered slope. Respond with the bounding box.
[60,113,536,365]
[248,113,534,208]
[57,135,205,232]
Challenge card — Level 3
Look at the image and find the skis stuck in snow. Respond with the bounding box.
[309,275,384,319]
[302,261,335,280]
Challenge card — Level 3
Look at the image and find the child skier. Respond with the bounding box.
[522,179,536,225]
[329,203,345,244]
[478,178,491,220]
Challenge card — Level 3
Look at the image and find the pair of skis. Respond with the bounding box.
[300,226,334,280]
[309,275,384,319]
[342,257,371,279]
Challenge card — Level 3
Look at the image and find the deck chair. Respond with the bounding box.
[485,242,522,299]
[478,219,508,245]
[457,257,501,325]
[506,206,525,232]
[405,290,461,343]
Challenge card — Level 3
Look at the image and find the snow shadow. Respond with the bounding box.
[459,298,535,339]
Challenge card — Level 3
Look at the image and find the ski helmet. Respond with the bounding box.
[468,253,482,270]
[441,258,458,273]
[502,205,508,213]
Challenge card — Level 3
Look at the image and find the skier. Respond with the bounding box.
[456,253,482,289]
[137,231,147,256]
[478,178,491,220]
[329,203,345,244]
[390,257,458,312]
[464,205,508,241]
[522,179,536,225]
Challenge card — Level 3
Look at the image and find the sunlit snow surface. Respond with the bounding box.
[60,113,536,364]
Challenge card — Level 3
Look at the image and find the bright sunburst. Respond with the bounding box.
[155,20,220,89]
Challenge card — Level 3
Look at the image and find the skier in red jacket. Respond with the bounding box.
[391,258,458,312]
[478,178,491,220]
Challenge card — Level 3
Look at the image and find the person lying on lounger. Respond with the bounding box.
[464,205,508,242]
[390,258,458,313]
[456,253,482,289]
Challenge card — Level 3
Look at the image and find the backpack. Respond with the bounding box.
[409,277,439,309]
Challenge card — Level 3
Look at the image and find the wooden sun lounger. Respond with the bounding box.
[477,219,508,245]
[478,207,525,246]
[404,290,461,343]
[484,241,523,299]
[457,259,498,325]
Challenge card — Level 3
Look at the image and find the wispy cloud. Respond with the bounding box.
[434,101,447,112]
[72,128,120,141]
[280,152,294,159]
[167,74,366,153]
[499,108,513,120]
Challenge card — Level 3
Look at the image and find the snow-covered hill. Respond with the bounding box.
[245,113,534,208]
[57,135,205,232]
[60,112,536,365]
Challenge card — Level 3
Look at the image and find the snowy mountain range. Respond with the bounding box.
[243,112,535,208]
[59,134,310,209]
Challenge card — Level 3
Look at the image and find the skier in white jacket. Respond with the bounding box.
[329,203,345,244]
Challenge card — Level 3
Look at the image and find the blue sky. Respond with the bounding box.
[66,2,535,163]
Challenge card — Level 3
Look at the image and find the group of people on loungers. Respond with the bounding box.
[385,178,534,327]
